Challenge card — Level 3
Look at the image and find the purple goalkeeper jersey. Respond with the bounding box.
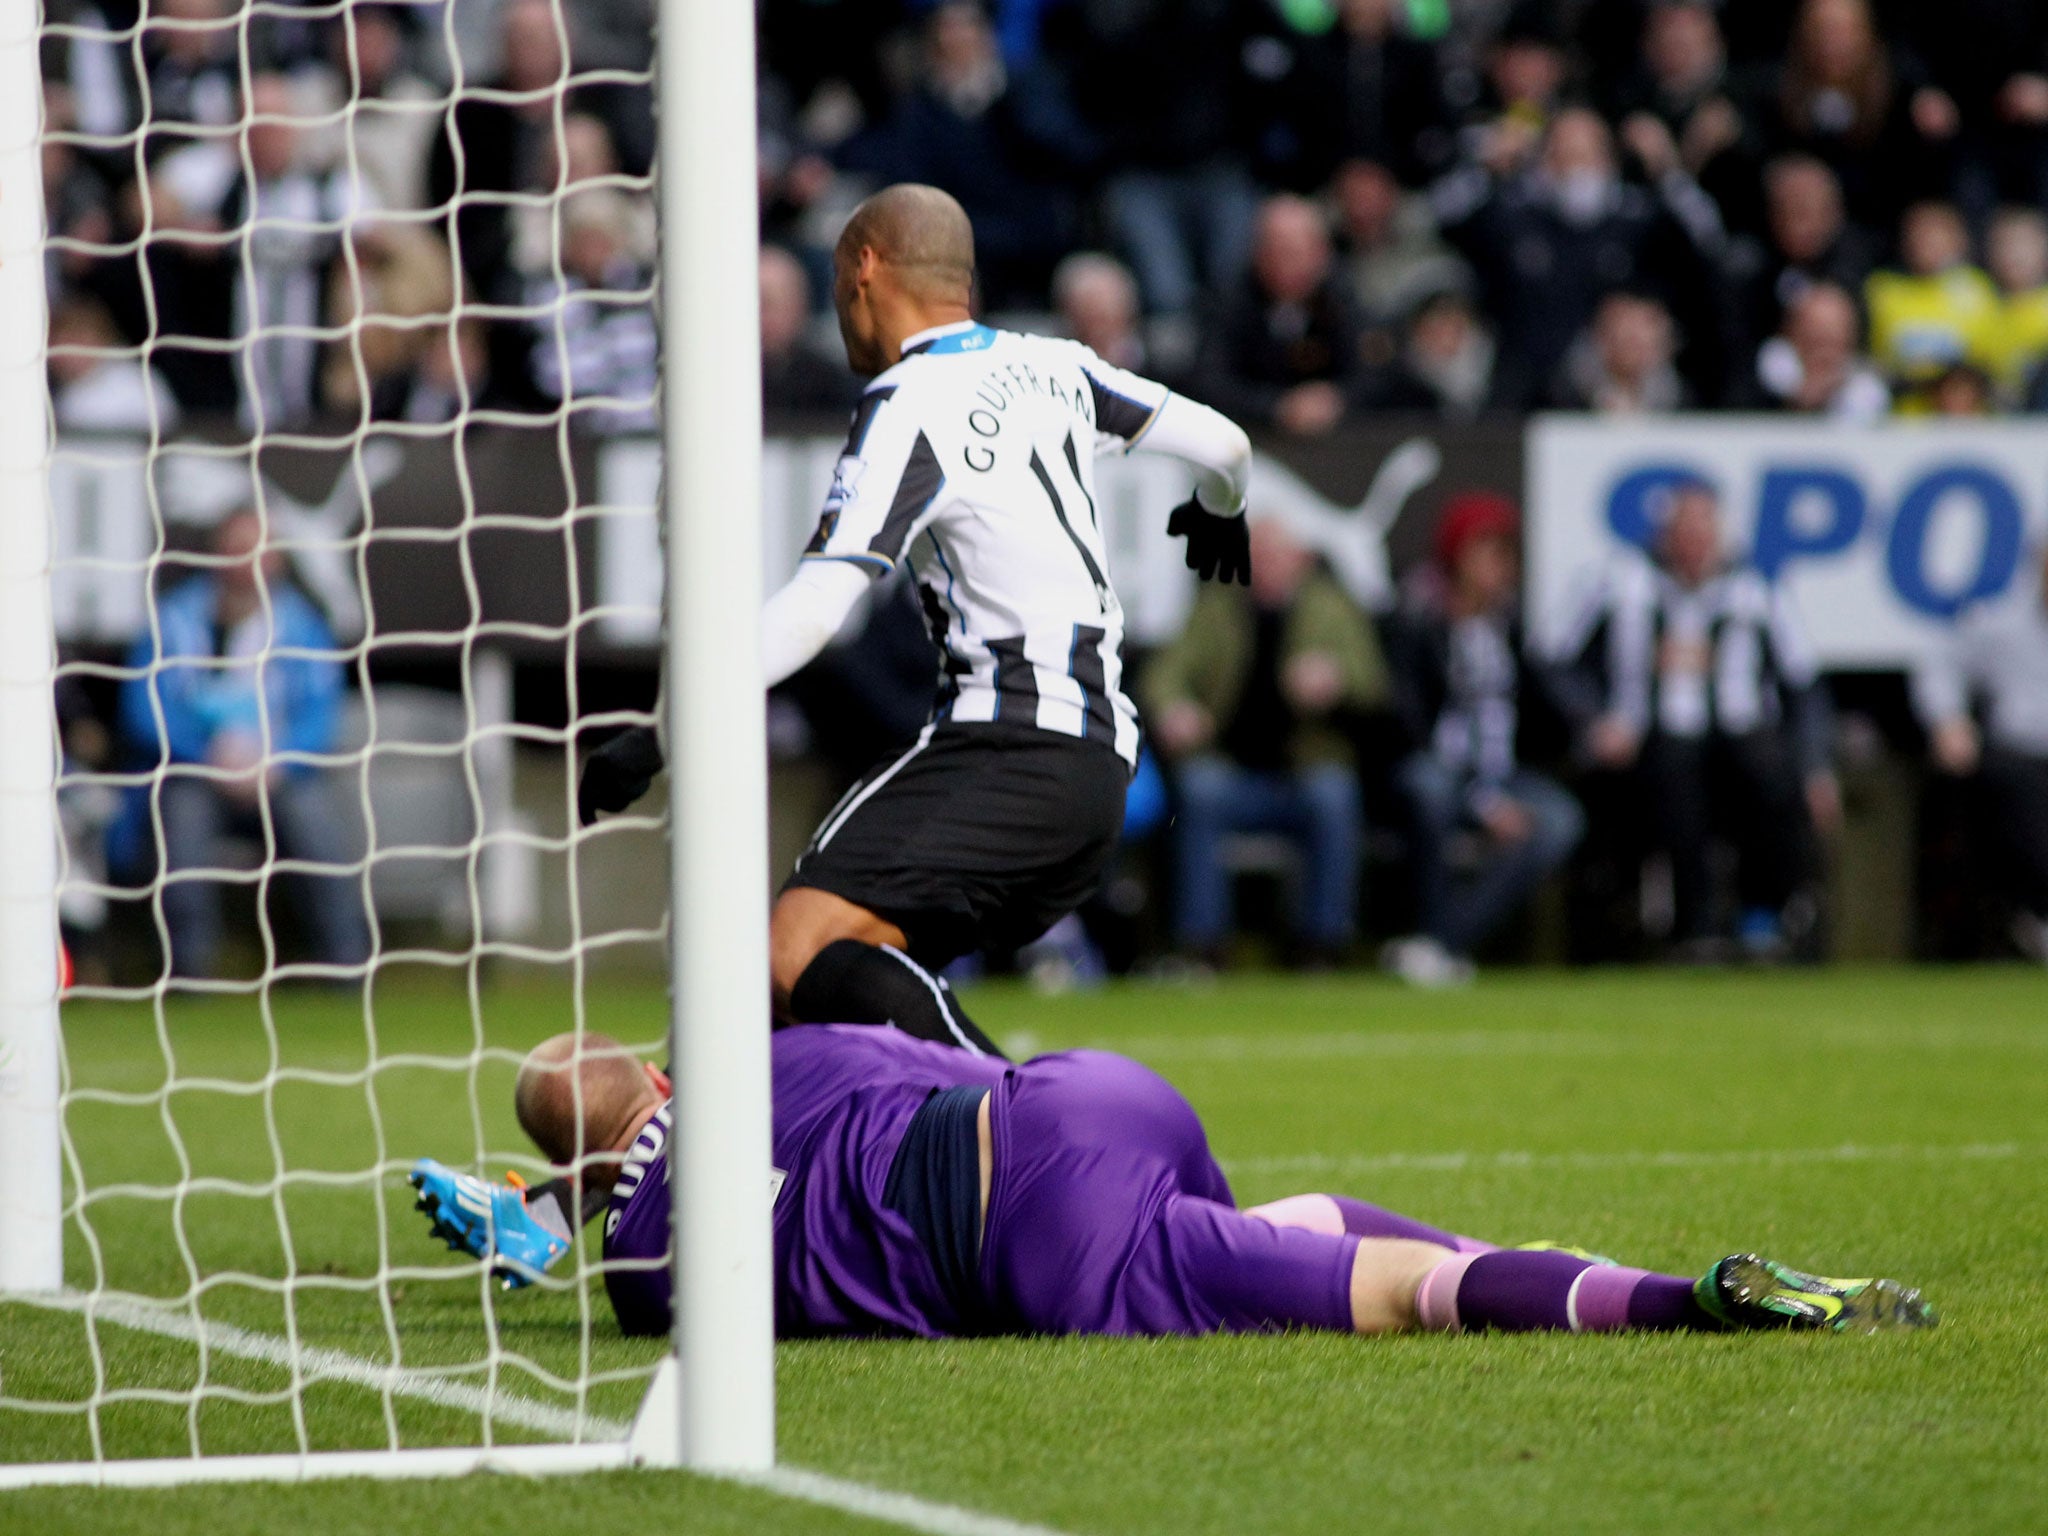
[603,1025,1007,1338]
[603,1025,1359,1340]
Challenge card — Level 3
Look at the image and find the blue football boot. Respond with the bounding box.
[410,1158,570,1289]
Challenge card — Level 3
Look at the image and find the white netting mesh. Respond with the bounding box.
[4,0,680,1470]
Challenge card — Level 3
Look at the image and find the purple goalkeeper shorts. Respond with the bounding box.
[978,1050,1360,1337]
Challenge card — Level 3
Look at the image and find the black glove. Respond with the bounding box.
[577,725,665,826]
[1167,497,1252,586]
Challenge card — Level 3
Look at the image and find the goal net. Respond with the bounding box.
[0,0,771,1487]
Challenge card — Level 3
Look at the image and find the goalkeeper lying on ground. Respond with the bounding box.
[412,1027,1934,1339]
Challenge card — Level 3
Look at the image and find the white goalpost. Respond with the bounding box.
[0,0,772,1489]
[0,0,64,1305]
[652,0,777,1477]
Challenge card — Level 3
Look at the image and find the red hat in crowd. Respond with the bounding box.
[1433,491,1520,571]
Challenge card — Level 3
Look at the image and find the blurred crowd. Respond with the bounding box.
[1106,481,2048,983]
[66,472,2048,984]
[41,0,2048,983]
[39,0,2048,437]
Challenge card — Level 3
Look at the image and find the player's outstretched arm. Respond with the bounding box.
[1134,392,1252,518]
[577,558,873,824]
[1135,393,1254,586]
[762,558,875,687]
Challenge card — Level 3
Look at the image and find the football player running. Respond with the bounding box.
[580,184,1256,1057]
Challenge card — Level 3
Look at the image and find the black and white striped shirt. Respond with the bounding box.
[797,322,1194,767]
[1564,553,1828,763]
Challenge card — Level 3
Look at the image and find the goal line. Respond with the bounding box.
[0,1295,1072,1536]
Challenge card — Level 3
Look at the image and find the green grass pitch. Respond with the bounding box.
[3,966,2045,1534]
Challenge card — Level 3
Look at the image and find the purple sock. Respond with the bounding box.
[1327,1196,1497,1254]
[1447,1250,1591,1331]
[1416,1252,1712,1333]
[1626,1273,1709,1331]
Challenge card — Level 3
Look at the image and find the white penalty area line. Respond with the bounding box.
[1,1292,1077,1536]
[1222,1140,2036,1179]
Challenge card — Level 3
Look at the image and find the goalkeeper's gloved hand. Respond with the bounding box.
[1167,497,1252,586]
[577,725,664,826]
[410,1158,571,1291]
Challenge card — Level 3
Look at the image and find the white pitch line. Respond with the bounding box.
[1106,1021,2048,1064]
[1113,1029,1620,1061]
[745,1467,1075,1536]
[3,1292,1082,1536]
[1221,1141,2033,1179]
[9,1290,627,1443]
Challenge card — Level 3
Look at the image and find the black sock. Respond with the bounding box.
[785,939,1008,1060]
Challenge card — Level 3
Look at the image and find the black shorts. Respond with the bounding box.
[784,721,1130,967]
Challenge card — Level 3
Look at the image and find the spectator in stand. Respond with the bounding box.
[42,83,114,313]
[1383,494,1583,988]
[526,190,658,436]
[756,74,841,264]
[428,0,601,336]
[148,74,369,430]
[47,296,181,435]
[1252,0,1457,192]
[1612,106,1746,401]
[1755,0,1958,234]
[1050,0,1259,315]
[835,2,1089,308]
[1864,202,1999,411]
[759,244,861,415]
[511,114,657,284]
[67,0,238,166]
[1716,0,1802,67]
[1142,518,1388,970]
[1190,194,1366,438]
[1897,0,2048,217]
[1051,253,1149,374]
[322,223,458,423]
[397,316,493,426]
[1912,534,2048,964]
[1732,155,1879,363]
[1611,0,1758,234]
[560,0,654,72]
[1469,7,1570,147]
[758,0,904,130]
[1329,159,1471,337]
[1926,362,1995,417]
[1432,106,1725,409]
[559,0,656,174]
[1394,286,1501,420]
[1749,282,1890,420]
[1550,290,1689,412]
[1567,480,1837,960]
[297,3,442,214]
[118,509,371,982]
[1983,209,2048,404]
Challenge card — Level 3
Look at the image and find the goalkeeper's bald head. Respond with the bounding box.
[515,1032,664,1169]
